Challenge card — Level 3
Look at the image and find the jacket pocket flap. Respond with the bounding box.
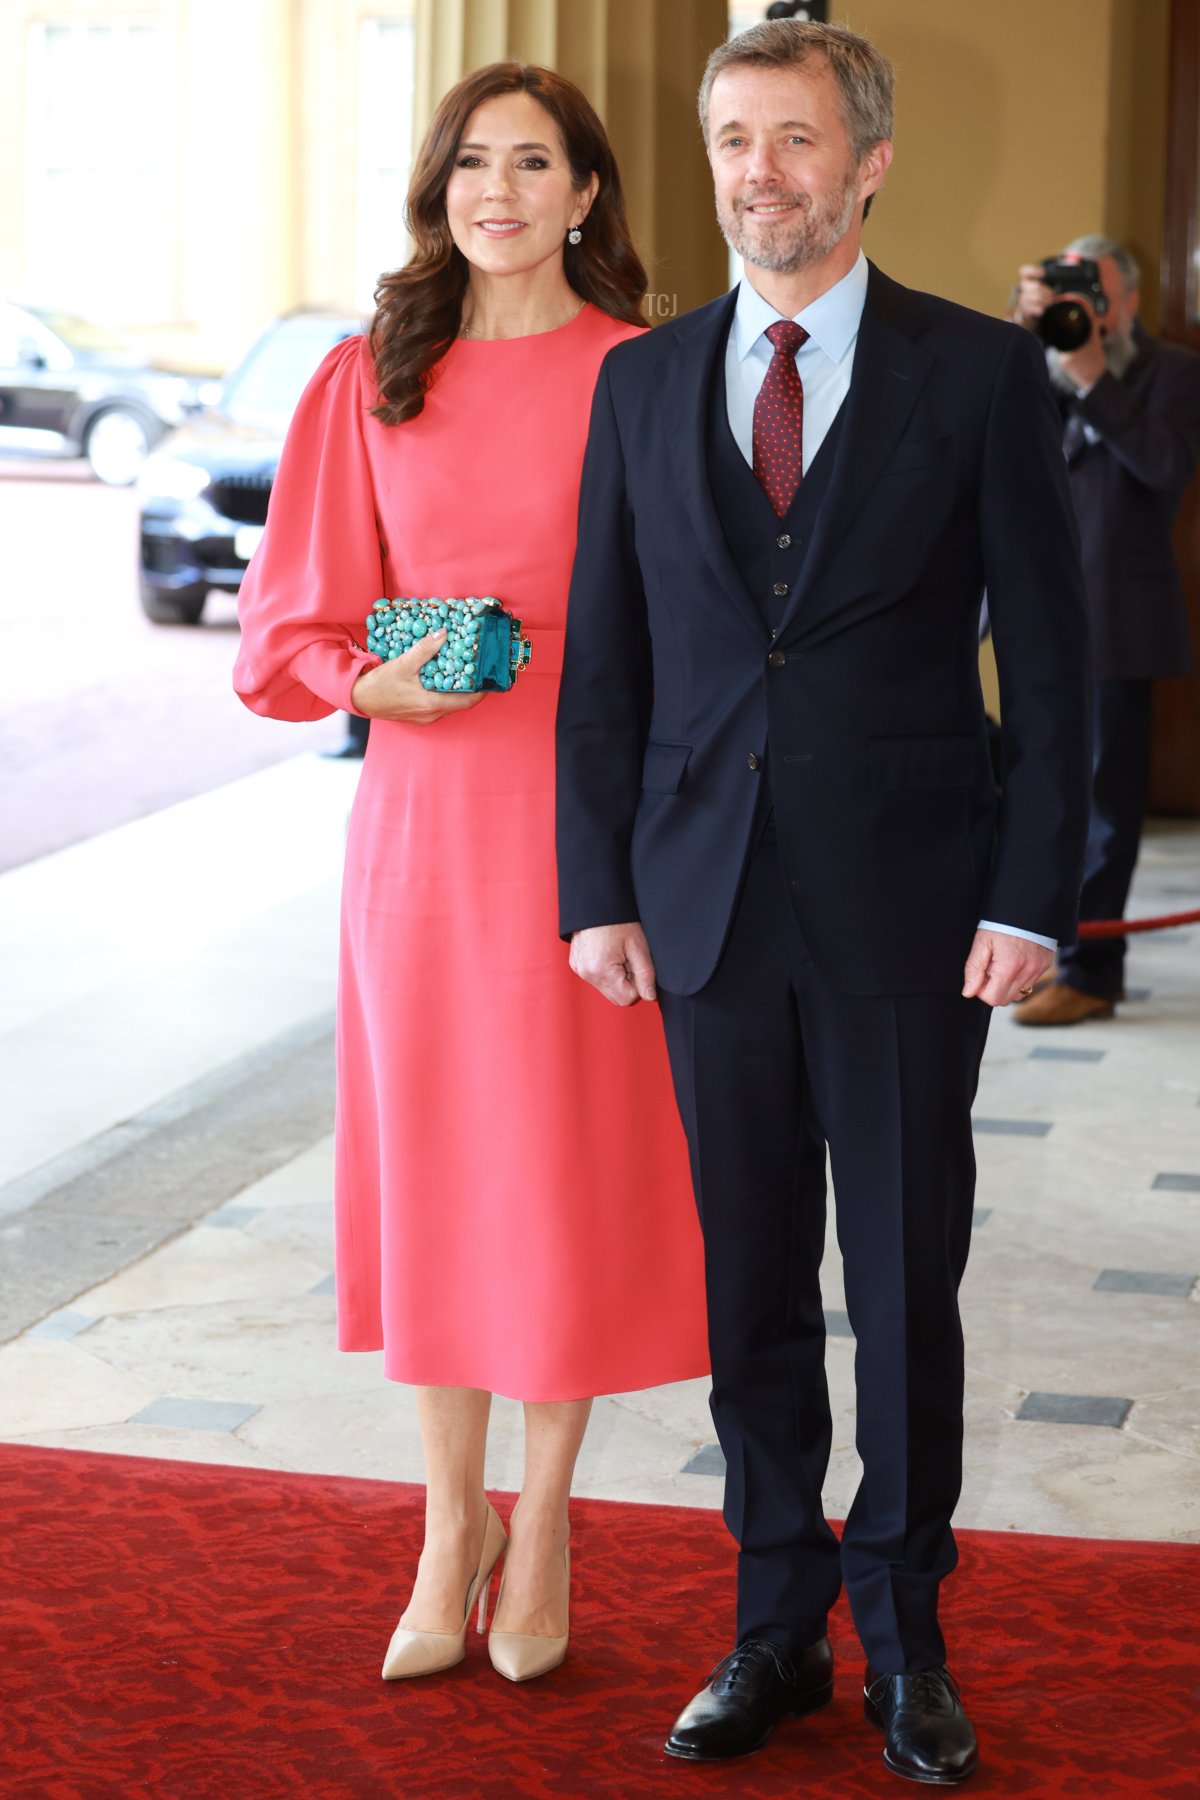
[642,740,692,793]
[868,733,983,790]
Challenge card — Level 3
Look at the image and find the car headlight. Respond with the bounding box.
[137,452,213,500]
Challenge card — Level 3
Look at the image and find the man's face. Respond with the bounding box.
[706,58,889,275]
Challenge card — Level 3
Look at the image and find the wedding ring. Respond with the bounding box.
[1018,985,1035,996]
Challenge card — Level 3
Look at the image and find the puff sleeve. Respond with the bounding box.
[232,335,384,721]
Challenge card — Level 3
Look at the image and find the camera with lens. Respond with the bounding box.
[1035,255,1108,351]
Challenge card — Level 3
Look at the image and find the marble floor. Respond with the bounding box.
[1,755,1198,1543]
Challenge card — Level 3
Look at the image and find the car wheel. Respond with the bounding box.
[85,407,153,485]
[139,578,207,625]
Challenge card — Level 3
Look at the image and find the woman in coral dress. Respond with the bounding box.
[233,64,707,1685]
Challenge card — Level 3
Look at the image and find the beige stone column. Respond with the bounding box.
[413,0,730,318]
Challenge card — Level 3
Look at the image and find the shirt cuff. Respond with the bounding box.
[978,919,1058,951]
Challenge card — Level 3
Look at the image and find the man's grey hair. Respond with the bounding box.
[698,18,894,162]
[1065,234,1141,294]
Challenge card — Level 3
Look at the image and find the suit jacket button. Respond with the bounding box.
[772,581,788,597]
[747,752,762,771]
[768,649,786,668]
[776,533,792,549]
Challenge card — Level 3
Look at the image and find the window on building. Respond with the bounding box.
[24,19,173,325]
[357,16,416,311]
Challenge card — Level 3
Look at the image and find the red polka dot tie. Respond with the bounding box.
[753,320,809,517]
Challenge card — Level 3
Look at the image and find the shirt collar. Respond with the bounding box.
[733,250,869,365]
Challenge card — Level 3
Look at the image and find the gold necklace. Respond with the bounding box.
[458,297,586,341]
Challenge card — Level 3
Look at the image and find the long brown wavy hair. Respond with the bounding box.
[370,63,647,425]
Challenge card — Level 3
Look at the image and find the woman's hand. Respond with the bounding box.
[351,629,486,723]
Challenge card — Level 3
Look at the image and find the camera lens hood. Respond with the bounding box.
[1036,300,1093,352]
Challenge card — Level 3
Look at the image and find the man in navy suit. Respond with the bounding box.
[556,19,1090,1785]
[1008,237,1200,1026]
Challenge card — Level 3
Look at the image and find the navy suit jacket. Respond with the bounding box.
[1065,322,1200,681]
[556,264,1092,998]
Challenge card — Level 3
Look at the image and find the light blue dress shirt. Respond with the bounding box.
[724,257,1055,954]
[726,250,869,471]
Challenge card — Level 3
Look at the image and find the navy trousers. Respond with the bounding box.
[658,826,991,1673]
[1057,679,1152,1001]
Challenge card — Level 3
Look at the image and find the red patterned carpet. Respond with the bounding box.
[3,1445,1197,1799]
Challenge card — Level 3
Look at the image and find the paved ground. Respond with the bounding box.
[0,462,341,871]
[2,460,1197,1571]
[0,753,1197,1544]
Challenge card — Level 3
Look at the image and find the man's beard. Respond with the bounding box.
[1046,321,1139,392]
[717,169,861,274]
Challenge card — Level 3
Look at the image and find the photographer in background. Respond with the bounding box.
[1009,235,1200,1025]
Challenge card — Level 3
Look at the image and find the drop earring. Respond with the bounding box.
[568,226,582,246]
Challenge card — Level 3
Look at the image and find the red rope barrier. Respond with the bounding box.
[1076,906,1200,940]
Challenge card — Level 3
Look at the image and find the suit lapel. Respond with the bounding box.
[664,291,768,640]
[777,263,933,640]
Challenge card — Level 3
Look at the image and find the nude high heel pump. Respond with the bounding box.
[487,1546,570,1683]
[382,1501,507,1680]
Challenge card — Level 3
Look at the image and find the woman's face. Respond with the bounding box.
[444,92,597,281]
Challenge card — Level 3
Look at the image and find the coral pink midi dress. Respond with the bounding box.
[233,307,709,1400]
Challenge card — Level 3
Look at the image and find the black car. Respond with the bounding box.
[0,301,209,485]
[137,310,362,624]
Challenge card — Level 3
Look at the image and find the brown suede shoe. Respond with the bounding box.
[1011,982,1114,1027]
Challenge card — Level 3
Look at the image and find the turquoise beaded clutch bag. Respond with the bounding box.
[365,597,532,693]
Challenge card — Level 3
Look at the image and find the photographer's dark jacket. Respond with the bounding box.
[1065,321,1200,680]
[556,264,1091,998]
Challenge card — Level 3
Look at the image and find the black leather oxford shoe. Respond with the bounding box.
[863,1665,978,1785]
[664,1636,834,1761]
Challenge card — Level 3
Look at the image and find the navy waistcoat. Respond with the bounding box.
[706,335,846,634]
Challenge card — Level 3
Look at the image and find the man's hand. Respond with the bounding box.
[962,929,1054,1008]
[1011,263,1053,330]
[569,923,657,1007]
[1012,264,1107,389]
[350,629,485,723]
